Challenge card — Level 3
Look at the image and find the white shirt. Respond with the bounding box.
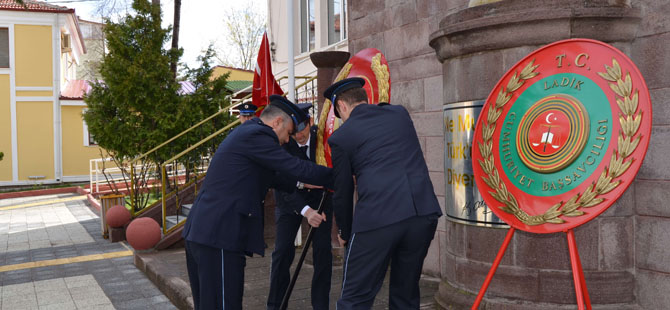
[296,134,311,159]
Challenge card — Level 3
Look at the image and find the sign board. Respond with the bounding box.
[472,39,652,234]
[444,101,506,227]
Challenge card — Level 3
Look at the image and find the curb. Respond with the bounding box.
[135,250,194,310]
[0,186,82,200]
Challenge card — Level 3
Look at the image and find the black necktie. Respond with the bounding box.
[299,145,308,159]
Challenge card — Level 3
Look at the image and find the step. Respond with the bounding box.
[181,204,192,216]
[165,215,187,230]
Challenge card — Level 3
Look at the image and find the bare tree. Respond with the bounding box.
[216,4,265,70]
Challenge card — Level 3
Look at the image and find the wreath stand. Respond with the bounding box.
[471,227,591,310]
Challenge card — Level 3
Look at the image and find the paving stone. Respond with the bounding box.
[0,196,176,308]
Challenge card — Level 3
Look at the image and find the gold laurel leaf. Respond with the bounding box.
[623,96,634,116]
[544,210,562,220]
[619,159,633,175]
[520,60,540,80]
[562,195,580,212]
[621,117,635,137]
[336,63,352,81]
[480,141,492,159]
[487,124,496,139]
[544,204,562,219]
[624,73,632,96]
[626,136,641,158]
[578,184,597,204]
[582,198,605,208]
[507,75,523,93]
[605,65,619,82]
[491,191,506,203]
[630,112,642,136]
[544,218,565,224]
[605,65,618,81]
[602,180,621,194]
[617,77,630,97]
[547,202,561,213]
[610,83,625,97]
[482,174,496,189]
[616,98,627,115]
[598,71,617,82]
[371,53,390,103]
[478,142,488,160]
[618,135,631,158]
[483,124,494,141]
[496,89,511,108]
[612,58,622,77]
[609,155,625,178]
[630,91,639,114]
[487,106,501,123]
[484,157,495,174]
[564,210,585,217]
[594,170,612,193]
[484,141,493,158]
[499,206,514,214]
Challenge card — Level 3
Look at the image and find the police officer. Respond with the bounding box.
[325,78,442,309]
[267,103,332,310]
[182,95,332,310]
[238,102,257,123]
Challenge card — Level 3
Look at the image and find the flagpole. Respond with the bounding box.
[287,0,295,103]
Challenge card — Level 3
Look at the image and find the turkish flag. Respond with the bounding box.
[252,32,283,115]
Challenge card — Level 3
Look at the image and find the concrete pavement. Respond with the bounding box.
[0,193,176,310]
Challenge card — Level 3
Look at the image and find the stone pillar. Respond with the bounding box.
[309,51,350,112]
[429,0,641,309]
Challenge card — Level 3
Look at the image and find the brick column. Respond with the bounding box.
[309,51,350,112]
[429,0,641,309]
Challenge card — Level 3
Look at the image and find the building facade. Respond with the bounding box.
[267,0,348,89]
[348,0,670,309]
[0,1,104,186]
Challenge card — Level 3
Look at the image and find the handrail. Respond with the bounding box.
[130,107,231,165]
[282,76,317,97]
[163,119,240,164]
[148,75,316,234]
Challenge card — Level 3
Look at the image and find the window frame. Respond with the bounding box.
[327,0,347,45]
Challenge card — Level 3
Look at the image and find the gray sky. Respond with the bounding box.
[59,0,266,69]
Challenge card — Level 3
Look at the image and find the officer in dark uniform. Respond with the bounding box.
[325,78,442,309]
[267,103,333,310]
[182,95,332,310]
[238,102,258,123]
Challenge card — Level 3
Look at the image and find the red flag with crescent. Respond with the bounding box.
[252,32,283,115]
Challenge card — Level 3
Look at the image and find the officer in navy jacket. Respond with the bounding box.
[182,95,332,310]
[326,78,442,309]
[267,104,333,310]
[238,102,257,123]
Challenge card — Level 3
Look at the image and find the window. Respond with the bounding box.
[82,112,97,146]
[0,28,8,68]
[300,0,315,53]
[328,0,346,45]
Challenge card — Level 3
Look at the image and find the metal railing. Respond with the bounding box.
[158,76,317,234]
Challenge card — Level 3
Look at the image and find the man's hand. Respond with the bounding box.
[337,234,347,248]
[304,208,326,228]
[303,183,323,189]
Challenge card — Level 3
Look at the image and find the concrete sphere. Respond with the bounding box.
[126,218,161,250]
[106,205,131,228]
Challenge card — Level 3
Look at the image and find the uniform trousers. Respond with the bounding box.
[337,214,438,310]
[267,206,333,310]
[185,240,246,310]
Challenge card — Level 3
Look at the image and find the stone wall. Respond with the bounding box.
[349,0,670,308]
[630,0,670,308]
